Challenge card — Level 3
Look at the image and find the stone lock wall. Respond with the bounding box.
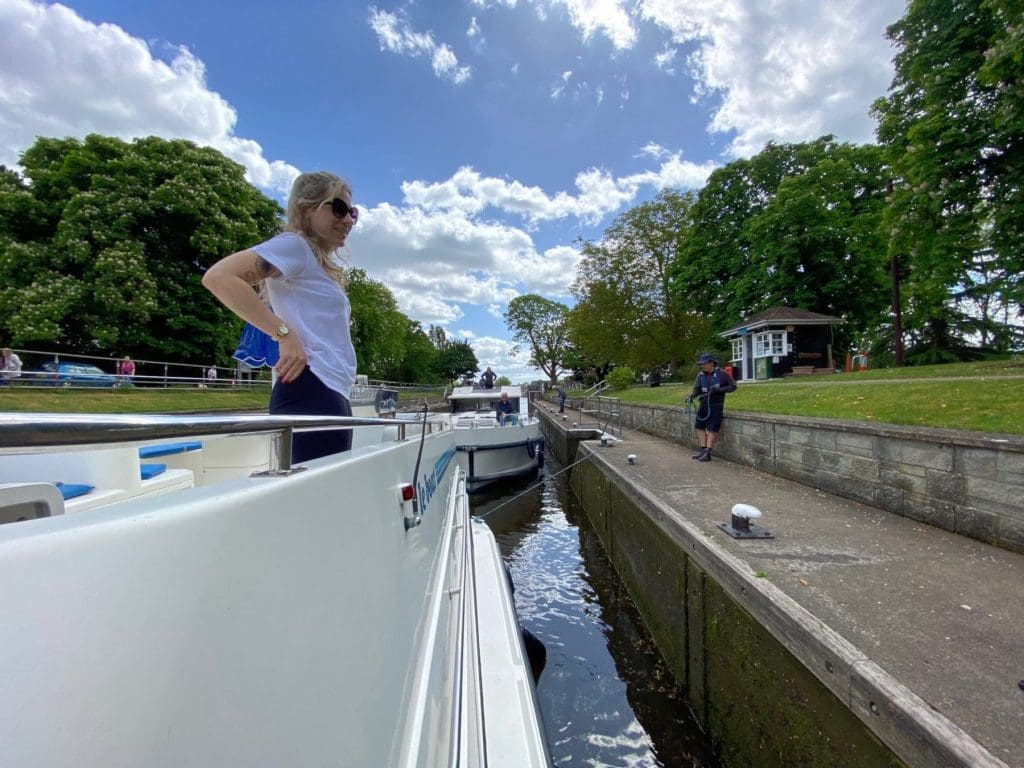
[572,396,1024,554]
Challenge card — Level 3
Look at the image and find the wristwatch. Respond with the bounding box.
[273,323,290,341]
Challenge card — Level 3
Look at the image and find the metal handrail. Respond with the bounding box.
[0,412,444,473]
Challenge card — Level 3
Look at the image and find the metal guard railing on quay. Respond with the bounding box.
[578,395,622,437]
[0,413,447,473]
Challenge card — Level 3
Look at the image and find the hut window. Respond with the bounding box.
[754,331,786,357]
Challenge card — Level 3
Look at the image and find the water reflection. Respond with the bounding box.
[473,462,720,768]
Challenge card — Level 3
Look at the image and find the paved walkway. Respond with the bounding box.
[549,403,1023,767]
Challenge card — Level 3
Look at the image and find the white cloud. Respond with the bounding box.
[549,0,637,49]
[368,7,472,85]
[654,45,677,74]
[639,0,904,156]
[399,158,714,227]
[350,202,579,298]
[0,0,297,194]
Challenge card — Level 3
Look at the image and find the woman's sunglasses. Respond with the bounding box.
[324,197,359,222]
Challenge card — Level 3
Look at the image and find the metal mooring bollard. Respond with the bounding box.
[627,454,637,464]
[717,503,774,539]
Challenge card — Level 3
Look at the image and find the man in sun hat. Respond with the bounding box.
[687,353,737,462]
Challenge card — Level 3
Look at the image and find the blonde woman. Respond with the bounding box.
[202,171,359,461]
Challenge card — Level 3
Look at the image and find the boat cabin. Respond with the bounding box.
[720,306,843,381]
[448,385,523,415]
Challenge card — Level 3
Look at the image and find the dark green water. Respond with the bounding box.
[473,460,721,768]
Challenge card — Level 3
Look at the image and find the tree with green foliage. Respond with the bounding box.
[978,0,1024,277]
[873,0,1023,358]
[572,189,705,378]
[433,339,478,384]
[394,321,439,384]
[346,268,412,380]
[0,135,282,362]
[504,294,571,385]
[741,144,891,351]
[675,137,890,349]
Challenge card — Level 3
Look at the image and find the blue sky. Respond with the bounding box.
[0,0,905,382]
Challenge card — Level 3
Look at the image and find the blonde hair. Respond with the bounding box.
[284,171,350,287]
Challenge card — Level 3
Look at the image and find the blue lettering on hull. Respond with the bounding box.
[417,446,457,512]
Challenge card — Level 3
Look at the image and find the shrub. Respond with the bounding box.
[606,366,635,391]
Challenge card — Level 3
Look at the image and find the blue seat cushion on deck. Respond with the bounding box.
[138,441,202,459]
[139,463,167,480]
[54,482,94,500]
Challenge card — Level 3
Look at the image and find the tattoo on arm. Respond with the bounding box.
[242,256,276,286]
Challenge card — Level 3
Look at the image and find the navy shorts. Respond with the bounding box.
[269,367,352,463]
[694,403,724,433]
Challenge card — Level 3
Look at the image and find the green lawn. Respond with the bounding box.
[0,386,271,414]
[0,384,447,415]
[600,359,1024,435]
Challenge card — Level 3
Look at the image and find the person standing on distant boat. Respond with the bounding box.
[202,171,359,462]
[480,366,496,389]
[688,353,737,462]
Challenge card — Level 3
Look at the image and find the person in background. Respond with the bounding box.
[1,348,22,384]
[687,353,737,462]
[496,391,517,425]
[557,384,567,413]
[207,365,218,383]
[480,366,497,390]
[202,171,359,462]
[118,355,135,382]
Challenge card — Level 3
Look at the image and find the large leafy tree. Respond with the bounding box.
[979,0,1024,268]
[433,339,478,384]
[872,0,1023,357]
[673,138,897,352]
[674,138,845,333]
[504,294,571,385]
[0,135,281,361]
[394,321,439,384]
[741,144,891,350]
[572,189,704,377]
[346,268,411,380]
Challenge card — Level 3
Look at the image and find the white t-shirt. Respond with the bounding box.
[253,232,356,398]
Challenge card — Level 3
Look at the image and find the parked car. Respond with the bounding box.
[32,362,129,388]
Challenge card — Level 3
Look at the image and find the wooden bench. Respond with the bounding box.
[790,365,816,375]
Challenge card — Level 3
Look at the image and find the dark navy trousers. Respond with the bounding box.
[269,367,353,463]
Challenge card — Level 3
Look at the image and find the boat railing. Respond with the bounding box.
[0,412,447,474]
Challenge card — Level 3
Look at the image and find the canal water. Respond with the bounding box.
[473,459,721,768]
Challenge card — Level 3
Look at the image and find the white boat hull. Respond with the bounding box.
[0,416,549,767]
[453,421,545,493]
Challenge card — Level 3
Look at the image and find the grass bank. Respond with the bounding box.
[0,385,447,415]
[602,359,1024,435]
[0,386,271,414]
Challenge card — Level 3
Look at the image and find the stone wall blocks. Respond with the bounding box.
[901,442,954,472]
[836,432,876,456]
[901,498,956,531]
[925,469,966,503]
[996,516,1024,554]
[965,476,1023,508]
[954,506,1001,547]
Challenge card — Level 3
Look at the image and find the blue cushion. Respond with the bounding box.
[54,482,94,500]
[138,441,202,459]
[139,463,167,480]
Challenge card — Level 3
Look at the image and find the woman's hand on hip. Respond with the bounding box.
[275,335,308,384]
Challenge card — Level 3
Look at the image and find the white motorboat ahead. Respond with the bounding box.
[445,385,545,494]
[0,411,550,767]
